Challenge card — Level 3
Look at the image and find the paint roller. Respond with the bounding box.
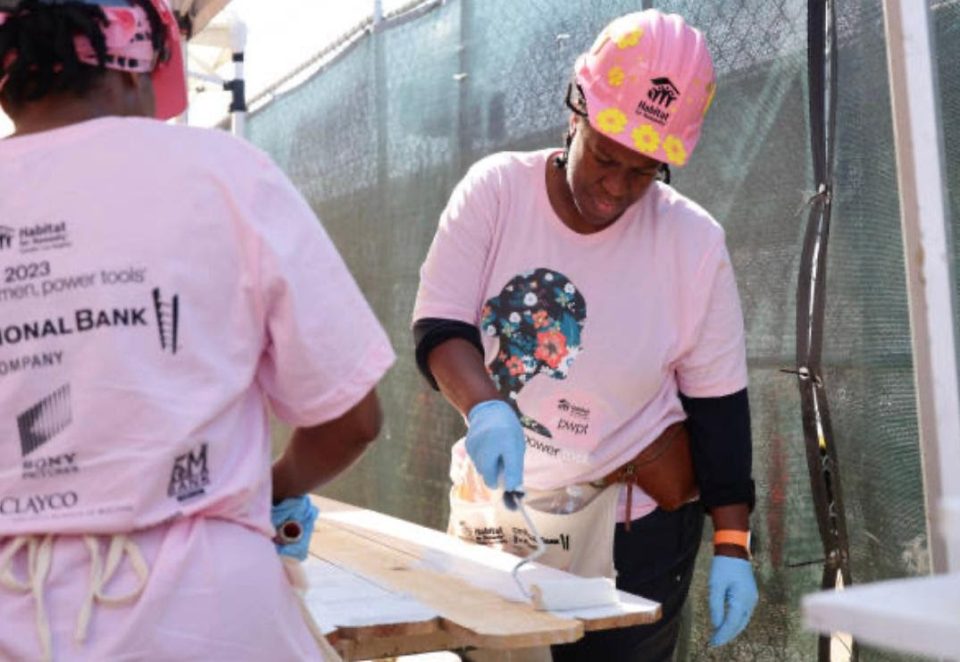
[503,490,620,611]
[275,519,309,591]
[274,517,345,661]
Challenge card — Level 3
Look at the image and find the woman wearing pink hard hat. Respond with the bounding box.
[0,1,394,659]
[414,9,757,660]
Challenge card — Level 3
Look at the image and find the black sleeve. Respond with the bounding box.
[413,317,484,390]
[680,388,756,512]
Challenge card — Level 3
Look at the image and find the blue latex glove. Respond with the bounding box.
[708,555,759,646]
[466,399,525,492]
[270,495,318,561]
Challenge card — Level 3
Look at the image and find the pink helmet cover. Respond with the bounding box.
[574,10,716,167]
[145,0,187,120]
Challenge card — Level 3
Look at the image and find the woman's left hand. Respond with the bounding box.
[707,555,758,646]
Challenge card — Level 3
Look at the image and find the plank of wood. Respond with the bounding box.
[308,496,659,633]
[314,522,584,649]
[336,629,464,661]
[302,556,442,637]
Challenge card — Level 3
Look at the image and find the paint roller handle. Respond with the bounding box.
[270,494,319,561]
[466,399,526,492]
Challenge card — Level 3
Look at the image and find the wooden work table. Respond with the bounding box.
[305,495,660,660]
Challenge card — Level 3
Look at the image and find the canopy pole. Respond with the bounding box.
[227,18,247,137]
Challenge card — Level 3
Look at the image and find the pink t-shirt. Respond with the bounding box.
[0,117,394,659]
[414,150,747,520]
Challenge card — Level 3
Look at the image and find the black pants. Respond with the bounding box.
[551,501,705,662]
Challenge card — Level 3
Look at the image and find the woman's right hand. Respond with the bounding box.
[465,400,526,492]
[271,495,319,561]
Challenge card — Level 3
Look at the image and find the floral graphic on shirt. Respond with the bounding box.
[535,330,568,369]
[505,355,526,376]
[482,269,587,437]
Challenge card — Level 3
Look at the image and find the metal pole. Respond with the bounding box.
[373,0,383,30]
[882,0,960,574]
[228,18,248,138]
[177,41,190,124]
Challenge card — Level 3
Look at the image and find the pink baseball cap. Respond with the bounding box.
[574,10,716,167]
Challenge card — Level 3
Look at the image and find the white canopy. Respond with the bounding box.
[170,0,232,37]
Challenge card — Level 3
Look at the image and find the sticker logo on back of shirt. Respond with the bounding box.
[17,384,71,456]
[20,222,71,253]
[16,384,80,480]
[168,443,210,502]
[0,287,182,355]
[0,222,72,255]
[0,226,14,252]
[152,288,180,354]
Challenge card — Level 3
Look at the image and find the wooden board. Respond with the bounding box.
[305,496,660,658]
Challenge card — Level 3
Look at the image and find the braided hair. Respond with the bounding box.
[552,81,586,170]
[0,0,166,110]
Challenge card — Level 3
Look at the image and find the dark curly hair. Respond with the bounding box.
[0,0,166,110]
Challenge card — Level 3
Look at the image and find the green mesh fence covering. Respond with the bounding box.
[248,1,956,659]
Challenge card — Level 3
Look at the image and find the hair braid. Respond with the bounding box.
[0,0,110,108]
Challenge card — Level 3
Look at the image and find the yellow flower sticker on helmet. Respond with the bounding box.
[631,124,661,154]
[595,108,628,135]
[615,28,643,49]
[663,135,688,166]
[607,66,626,87]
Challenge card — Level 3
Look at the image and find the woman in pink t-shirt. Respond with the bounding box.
[414,10,758,660]
[0,1,393,659]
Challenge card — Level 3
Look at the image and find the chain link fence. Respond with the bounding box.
[251,1,958,658]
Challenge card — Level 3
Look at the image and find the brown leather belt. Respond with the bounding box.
[591,421,698,530]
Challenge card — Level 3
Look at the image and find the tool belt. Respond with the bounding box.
[592,421,698,530]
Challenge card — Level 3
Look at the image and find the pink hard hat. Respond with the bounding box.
[143,0,188,120]
[573,10,716,167]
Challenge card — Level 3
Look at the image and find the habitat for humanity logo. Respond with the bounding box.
[0,226,13,251]
[20,222,71,253]
[168,443,209,502]
[556,398,590,435]
[0,223,70,254]
[636,77,680,125]
[16,384,79,479]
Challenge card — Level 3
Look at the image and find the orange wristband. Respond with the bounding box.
[714,529,750,549]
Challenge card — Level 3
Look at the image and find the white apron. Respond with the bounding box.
[448,454,620,579]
